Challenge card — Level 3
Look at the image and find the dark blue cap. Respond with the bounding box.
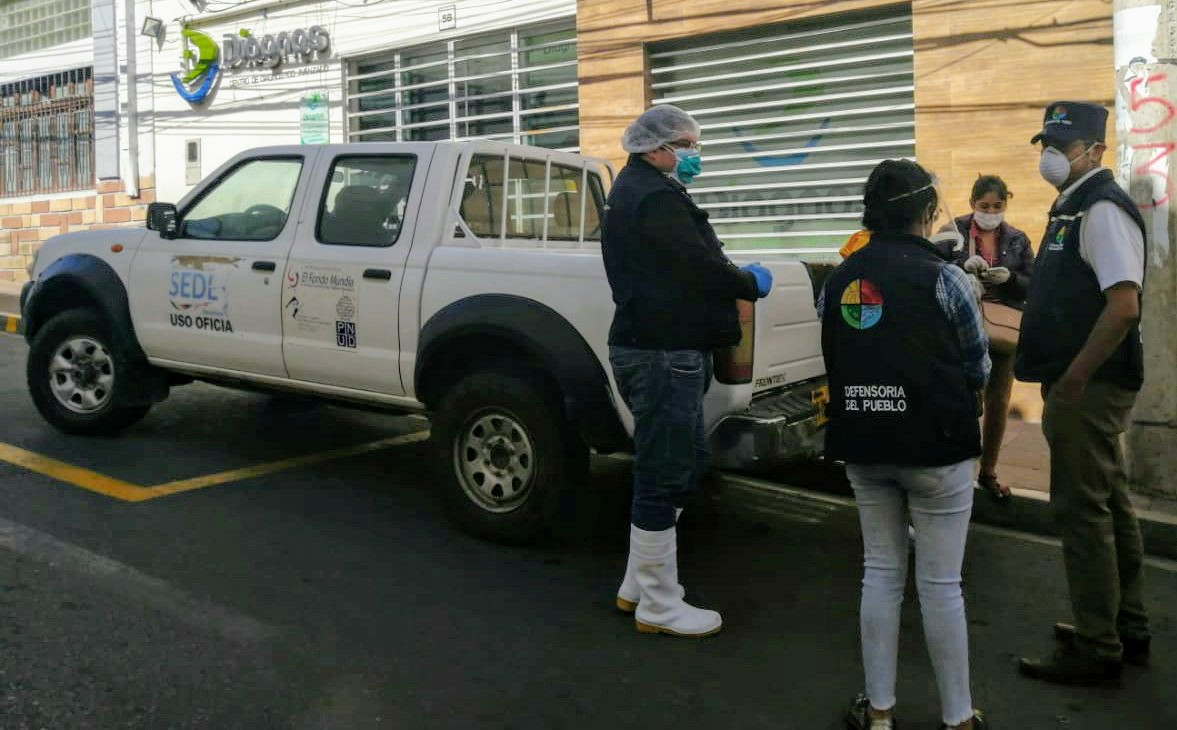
[1030,101,1108,145]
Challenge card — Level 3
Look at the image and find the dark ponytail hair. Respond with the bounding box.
[862,159,939,235]
[970,174,1012,203]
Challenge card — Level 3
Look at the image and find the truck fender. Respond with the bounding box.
[416,294,629,453]
[23,254,164,406]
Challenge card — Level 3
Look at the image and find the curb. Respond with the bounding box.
[0,312,20,335]
[710,464,1177,563]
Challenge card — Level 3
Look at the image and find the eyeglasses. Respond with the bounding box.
[663,140,703,152]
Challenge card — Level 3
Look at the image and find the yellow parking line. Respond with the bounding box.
[0,442,147,501]
[0,430,431,503]
[143,431,431,499]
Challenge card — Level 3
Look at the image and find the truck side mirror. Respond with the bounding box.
[146,202,180,240]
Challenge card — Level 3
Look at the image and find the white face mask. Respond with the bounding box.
[1039,144,1092,187]
[973,211,1004,230]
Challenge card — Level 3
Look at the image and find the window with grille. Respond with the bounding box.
[0,0,92,60]
[346,19,579,151]
[648,6,915,259]
[460,152,604,245]
[0,68,94,198]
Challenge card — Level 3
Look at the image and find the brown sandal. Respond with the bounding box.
[978,473,1010,500]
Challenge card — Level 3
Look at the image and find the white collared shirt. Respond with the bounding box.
[1055,167,1145,291]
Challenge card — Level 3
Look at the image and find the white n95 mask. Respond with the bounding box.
[1039,144,1092,187]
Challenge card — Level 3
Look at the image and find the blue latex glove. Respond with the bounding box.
[742,262,773,298]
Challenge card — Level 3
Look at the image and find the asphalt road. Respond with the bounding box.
[0,333,1174,729]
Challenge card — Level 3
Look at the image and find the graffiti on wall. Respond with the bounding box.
[1123,64,1174,268]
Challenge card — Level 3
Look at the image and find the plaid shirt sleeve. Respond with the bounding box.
[936,265,991,391]
[816,283,826,320]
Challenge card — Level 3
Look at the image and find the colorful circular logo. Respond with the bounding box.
[840,279,883,330]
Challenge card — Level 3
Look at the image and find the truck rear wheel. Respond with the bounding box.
[27,308,151,436]
[432,368,588,544]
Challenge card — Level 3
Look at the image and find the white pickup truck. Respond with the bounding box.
[22,142,828,542]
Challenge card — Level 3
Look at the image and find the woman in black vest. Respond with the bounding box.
[941,176,1035,499]
[821,160,990,730]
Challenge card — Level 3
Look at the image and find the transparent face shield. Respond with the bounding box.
[929,179,965,253]
[886,176,964,252]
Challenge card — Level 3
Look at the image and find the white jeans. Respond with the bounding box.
[847,459,976,727]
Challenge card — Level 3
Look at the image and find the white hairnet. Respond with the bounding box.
[621,105,701,154]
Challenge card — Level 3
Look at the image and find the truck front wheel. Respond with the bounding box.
[432,369,588,544]
[27,308,151,435]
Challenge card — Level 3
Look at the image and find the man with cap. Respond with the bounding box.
[602,104,773,638]
[1016,101,1150,685]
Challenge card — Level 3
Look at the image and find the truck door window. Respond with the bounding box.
[547,164,604,243]
[585,171,604,242]
[181,158,303,241]
[318,155,417,247]
[505,156,544,240]
[460,154,504,239]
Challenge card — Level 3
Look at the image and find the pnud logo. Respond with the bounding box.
[170,28,220,104]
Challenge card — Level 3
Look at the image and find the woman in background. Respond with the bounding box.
[943,175,1034,500]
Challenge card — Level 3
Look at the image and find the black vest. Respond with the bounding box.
[1015,170,1147,390]
[603,157,741,350]
[821,234,981,466]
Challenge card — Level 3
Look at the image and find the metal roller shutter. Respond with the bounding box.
[648,6,915,259]
[346,19,580,152]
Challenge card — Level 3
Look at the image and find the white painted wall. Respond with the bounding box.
[140,0,576,204]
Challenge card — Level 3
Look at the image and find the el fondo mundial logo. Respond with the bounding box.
[170,27,220,104]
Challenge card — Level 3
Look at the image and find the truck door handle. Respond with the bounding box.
[363,268,392,281]
[252,261,276,272]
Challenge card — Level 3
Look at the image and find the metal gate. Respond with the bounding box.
[648,7,916,259]
[0,68,94,197]
[346,19,579,152]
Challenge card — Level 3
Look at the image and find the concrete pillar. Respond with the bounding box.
[1116,1,1177,498]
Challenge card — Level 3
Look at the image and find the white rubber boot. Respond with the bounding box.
[631,525,721,637]
[616,509,682,612]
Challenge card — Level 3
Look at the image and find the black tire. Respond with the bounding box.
[432,368,588,544]
[26,308,151,436]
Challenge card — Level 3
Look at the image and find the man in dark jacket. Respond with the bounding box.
[602,105,772,638]
[1016,101,1150,685]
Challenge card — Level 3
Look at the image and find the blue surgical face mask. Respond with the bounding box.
[671,148,702,185]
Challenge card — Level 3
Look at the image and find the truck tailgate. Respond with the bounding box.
[742,258,825,394]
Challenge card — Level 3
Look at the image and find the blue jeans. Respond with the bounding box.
[847,460,976,727]
[609,347,712,531]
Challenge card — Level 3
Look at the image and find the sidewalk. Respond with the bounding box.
[998,394,1177,515]
[0,280,22,333]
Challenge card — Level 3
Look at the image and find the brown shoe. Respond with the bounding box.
[845,694,897,729]
[1054,622,1150,667]
[940,709,988,729]
[1019,644,1122,686]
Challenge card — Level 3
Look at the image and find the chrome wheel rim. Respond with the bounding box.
[48,336,115,414]
[453,409,536,513]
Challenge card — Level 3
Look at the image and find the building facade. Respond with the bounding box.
[577,0,1117,259]
[0,0,1116,283]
